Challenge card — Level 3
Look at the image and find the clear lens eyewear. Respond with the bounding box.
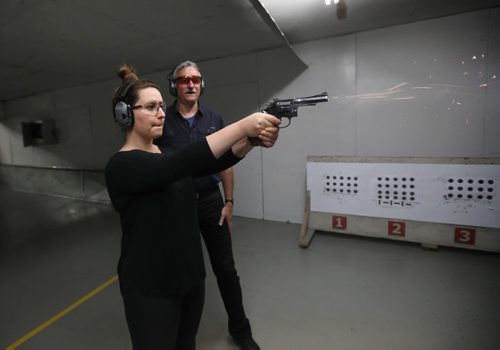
[133,102,166,115]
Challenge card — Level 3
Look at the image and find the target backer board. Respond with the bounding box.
[301,157,500,251]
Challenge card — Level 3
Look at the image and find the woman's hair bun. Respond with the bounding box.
[117,63,139,82]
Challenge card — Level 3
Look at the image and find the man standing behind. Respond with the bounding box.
[154,61,260,350]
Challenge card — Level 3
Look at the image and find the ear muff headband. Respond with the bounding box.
[167,68,177,97]
[168,66,205,97]
[113,80,135,128]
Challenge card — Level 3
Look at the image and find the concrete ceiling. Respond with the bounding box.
[1,0,499,101]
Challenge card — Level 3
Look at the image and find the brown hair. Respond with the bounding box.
[112,63,160,107]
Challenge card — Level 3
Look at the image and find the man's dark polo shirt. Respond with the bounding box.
[154,102,224,193]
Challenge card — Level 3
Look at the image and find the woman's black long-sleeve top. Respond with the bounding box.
[105,138,242,296]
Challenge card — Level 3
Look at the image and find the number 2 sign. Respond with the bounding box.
[388,221,405,237]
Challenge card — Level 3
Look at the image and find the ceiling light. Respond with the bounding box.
[325,0,331,5]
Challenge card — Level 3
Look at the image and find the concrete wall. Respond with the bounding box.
[0,9,499,223]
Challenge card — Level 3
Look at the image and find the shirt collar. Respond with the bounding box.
[172,100,205,119]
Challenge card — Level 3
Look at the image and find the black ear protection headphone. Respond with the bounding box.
[113,80,136,128]
[167,64,205,97]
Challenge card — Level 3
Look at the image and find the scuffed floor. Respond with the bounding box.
[1,188,499,350]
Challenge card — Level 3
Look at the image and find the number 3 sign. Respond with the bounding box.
[454,228,476,245]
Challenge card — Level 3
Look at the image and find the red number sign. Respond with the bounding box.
[388,221,405,237]
[454,228,476,245]
[332,216,347,230]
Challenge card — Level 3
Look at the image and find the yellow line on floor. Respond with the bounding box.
[6,275,118,350]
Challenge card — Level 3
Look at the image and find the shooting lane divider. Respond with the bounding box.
[6,275,118,350]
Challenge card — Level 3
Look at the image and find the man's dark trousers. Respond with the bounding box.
[196,189,251,340]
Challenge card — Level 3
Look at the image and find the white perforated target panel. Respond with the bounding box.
[323,174,360,195]
[307,162,500,229]
[444,177,496,202]
[374,176,417,207]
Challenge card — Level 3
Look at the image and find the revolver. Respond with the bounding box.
[263,92,329,127]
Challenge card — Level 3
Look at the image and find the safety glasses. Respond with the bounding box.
[175,75,202,85]
[133,102,166,116]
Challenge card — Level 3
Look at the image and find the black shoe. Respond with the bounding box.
[234,336,261,350]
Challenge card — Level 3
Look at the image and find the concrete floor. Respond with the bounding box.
[1,188,500,350]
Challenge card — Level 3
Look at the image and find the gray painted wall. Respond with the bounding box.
[0,9,499,223]
[0,101,5,121]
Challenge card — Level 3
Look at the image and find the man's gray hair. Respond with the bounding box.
[172,60,201,79]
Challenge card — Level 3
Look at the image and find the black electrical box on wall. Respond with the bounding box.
[22,119,57,147]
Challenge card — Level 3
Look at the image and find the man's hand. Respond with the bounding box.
[219,202,233,232]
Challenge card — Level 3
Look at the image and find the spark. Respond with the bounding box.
[384,82,408,91]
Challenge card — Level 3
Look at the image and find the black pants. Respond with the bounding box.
[121,280,205,350]
[196,189,251,340]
